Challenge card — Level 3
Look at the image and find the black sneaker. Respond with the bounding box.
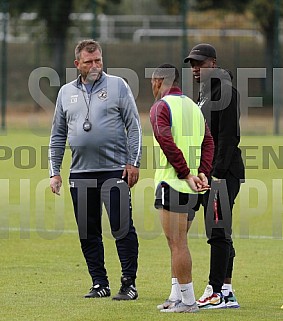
[112,276,138,300]
[84,284,111,298]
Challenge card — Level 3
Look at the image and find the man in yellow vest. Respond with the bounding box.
[150,63,214,313]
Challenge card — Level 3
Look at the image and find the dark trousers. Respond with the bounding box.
[69,171,139,287]
[202,172,241,293]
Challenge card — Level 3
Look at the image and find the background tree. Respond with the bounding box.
[9,0,121,84]
[249,0,282,68]
[9,0,74,84]
[159,0,281,64]
[158,0,282,96]
[196,0,282,96]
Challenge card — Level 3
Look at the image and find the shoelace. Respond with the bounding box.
[173,300,183,307]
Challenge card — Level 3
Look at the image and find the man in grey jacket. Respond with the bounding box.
[49,39,142,300]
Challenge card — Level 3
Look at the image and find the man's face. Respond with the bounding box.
[74,49,103,83]
[190,58,216,83]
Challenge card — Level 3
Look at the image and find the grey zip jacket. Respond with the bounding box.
[49,72,142,177]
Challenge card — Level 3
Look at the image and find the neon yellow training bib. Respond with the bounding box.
[153,94,205,194]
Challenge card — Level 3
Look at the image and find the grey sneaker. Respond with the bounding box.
[160,300,199,313]
[157,299,178,310]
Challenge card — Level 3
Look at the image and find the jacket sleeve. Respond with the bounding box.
[150,100,190,178]
[119,80,142,168]
[198,122,214,177]
[48,88,68,177]
[212,86,241,178]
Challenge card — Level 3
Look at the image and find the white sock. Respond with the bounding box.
[168,278,181,301]
[222,283,233,296]
[180,282,196,306]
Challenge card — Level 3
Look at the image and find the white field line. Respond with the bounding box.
[0,227,281,240]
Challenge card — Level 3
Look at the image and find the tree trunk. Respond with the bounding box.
[263,29,274,103]
[52,37,66,87]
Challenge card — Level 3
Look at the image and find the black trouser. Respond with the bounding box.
[69,171,139,287]
[202,172,241,293]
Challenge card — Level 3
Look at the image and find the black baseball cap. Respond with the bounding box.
[184,43,216,63]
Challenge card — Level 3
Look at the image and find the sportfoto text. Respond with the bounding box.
[27,67,283,114]
[0,145,282,170]
[0,178,282,240]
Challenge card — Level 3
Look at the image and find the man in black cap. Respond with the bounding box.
[182,43,245,309]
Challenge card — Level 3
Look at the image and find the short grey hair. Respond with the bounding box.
[75,39,102,60]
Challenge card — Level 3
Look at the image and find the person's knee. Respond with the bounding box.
[167,236,188,252]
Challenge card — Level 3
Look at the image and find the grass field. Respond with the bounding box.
[0,124,282,321]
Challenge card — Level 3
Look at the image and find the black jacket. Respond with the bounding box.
[198,68,245,180]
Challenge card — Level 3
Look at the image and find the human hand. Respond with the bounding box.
[50,175,62,195]
[185,173,210,192]
[122,164,139,188]
[198,172,209,187]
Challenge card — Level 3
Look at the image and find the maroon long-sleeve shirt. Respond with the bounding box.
[150,86,214,179]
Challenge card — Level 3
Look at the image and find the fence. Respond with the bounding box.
[0,12,282,134]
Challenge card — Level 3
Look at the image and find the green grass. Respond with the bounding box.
[0,128,282,320]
